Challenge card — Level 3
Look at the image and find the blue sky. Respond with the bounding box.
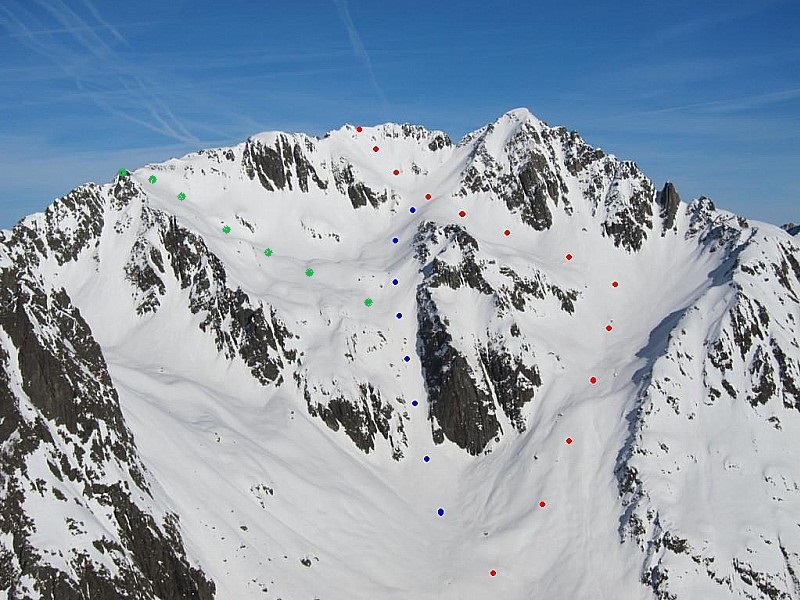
[1,0,797,229]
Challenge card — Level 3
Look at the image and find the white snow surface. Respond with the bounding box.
[5,107,800,599]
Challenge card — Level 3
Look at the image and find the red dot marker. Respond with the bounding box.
[393,169,399,176]
[425,193,431,200]
[490,570,497,577]
[612,281,619,288]
[606,325,613,332]
[373,146,379,152]
[503,229,511,236]
[565,253,573,261]
[539,501,546,508]
[356,126,363,132]
[566,437,573,444]
[458,210,466,217]
[590,376,597,384]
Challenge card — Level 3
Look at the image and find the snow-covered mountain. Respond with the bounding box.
[1,107,798,599]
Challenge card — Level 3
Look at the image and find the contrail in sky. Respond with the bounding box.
[332,0,390,118]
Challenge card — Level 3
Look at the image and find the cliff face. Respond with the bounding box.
[0,250,214,599]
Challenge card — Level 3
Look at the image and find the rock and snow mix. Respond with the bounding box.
[0,108,798,599]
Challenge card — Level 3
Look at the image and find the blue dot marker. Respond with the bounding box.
[404,355,411,362]
[410,207,416,213]
[437,508,445,517]
[392,237,399,244]
[392,278,399,285]
[424,455,430,462]
[396,312,402,319]
[411,400,418,406]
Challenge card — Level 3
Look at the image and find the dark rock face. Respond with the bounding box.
[6,184,105,270]
[496,125,571,231]
[782,222,800,237]
[99,485,215,600]
[242,135,327,193]
[416,289,544,455]
[294,210,570,458]
[161,216,295,386]
[0,266,215,599]
[374,123,452,150]
[563,129,606,176]
[347,181,384,209]
[599,162,655,252]
[478,338,542,432]
[411,221,570,454]
[658,182,682,232]
[713,239,800,411]
[457,123,565,232]
[732,559,785,599]
[298,376,407,460]
[416,286,501,455]
[330,161,387,209]
[0,339,51,598]
[455,117,661,251]
[684,197,745,254]
[0,176,317,597]
[512,156,555,230]
[108,199,297,386]
[772,337,800,410]
[0,269,141,473]
[125,235,167,315]
[427,134,451,151]
[45,185,106,265]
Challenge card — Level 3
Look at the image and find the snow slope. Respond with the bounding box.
[1,108,799,599]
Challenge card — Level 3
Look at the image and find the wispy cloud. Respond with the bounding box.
[621,88,800,117]
[600,48,800,91]
[34,0,115,59]
[332,0,389,117]
[80,0,127,45]
[648,0,789,44]
[0,0,200,144]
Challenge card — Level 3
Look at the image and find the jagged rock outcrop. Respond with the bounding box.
[658,181,682,232]
[242,134,327,193]
[300,379,406,459]
[413,220,572,454]
[782,222,800,237]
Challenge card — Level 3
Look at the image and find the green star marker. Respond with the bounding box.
[148,175,157,184]
[364,298,373,307]
[222,225,231,234]
[305,268,314,277]
[118,168,128,177]
[264,248,273,257]
[177,192,186,201]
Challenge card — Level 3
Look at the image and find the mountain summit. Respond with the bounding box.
[1,108,799,599]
